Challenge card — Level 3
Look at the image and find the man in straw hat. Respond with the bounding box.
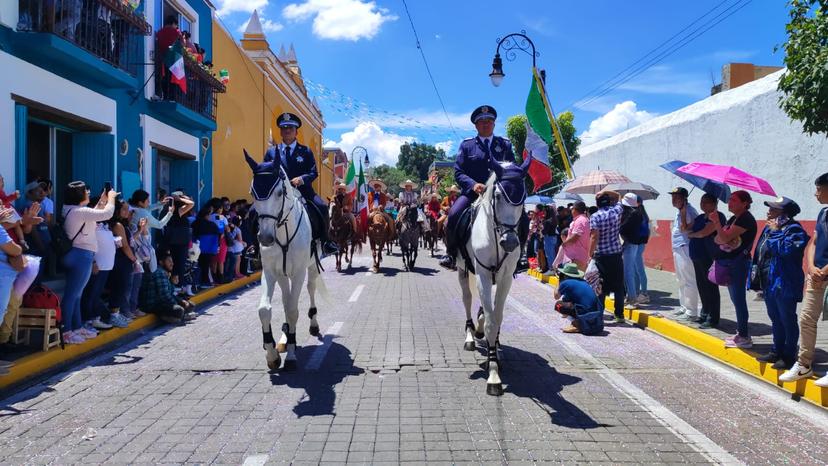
[329,179,351,217]
[439,105,516,270]
[264,112,337,256]
[398,179,428,231]
[367,179,394,226]
[554,263,603,335]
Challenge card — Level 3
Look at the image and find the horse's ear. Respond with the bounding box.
[520,154,532,174]
[489,157,504,179]
[243,149,258,172]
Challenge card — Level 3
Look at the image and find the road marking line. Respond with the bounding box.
[348,284,365,302]
[506,296,742,465]
[242,454,269,466]
[305,322,343,371]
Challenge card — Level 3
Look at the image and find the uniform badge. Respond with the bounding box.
[296,155,304,163]
[494,145,502,153]
[481,106,489,113]
[283,113,291,121]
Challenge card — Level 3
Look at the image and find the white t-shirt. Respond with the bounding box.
[63,204,116,253]
[94,224,117,271]
[229,228,245,254]
[671,205,698,249]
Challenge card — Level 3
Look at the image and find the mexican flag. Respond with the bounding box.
[164,39,187,93]
[524,69,554,191]
[344,157,357,201]
[356,160,368,232]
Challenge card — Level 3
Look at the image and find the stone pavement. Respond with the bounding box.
[640,268,828,373]
[1,249,827,465]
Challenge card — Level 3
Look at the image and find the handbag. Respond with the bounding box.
[708,259,732,286]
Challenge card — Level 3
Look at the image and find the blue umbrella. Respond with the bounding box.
[660,160,731,203]
[525,195,555,205]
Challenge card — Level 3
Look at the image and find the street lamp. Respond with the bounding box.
[351,145,369,177]
[489,30,538,87]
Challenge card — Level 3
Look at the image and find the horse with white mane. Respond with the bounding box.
[457,156,531,396]
[244,150,325,371]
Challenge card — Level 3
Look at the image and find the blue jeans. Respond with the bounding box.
[125,271,143,314]
[726,256,751,337]
[543,236,557,269]
[81,270,110,322]
[635,243,648,294]
[61,248,95,331]
[763,293,799,361]
[0,264,19,324]
[622,243,642,299]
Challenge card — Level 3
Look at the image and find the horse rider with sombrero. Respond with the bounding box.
[367,179,395,225]
[329,179,352,216]
[438,185,459,231]
[439,105,517,270]
[398,179,429,231]
[425,193,441,222]
[264,112,338,256]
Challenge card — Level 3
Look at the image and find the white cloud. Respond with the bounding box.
[327,122,413,166]
[580,101,656,145]
[215,0,268,16]
[434,140,454,156]
[434,34,441,40]
[238,15,284,33]
[282,0,397,41]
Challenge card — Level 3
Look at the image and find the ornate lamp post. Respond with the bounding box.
[351,145,369,178]
[489,31,539,87]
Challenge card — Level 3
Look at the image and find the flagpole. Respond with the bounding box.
[533,67,575,180]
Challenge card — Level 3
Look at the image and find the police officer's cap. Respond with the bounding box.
[277,112,302,129]
[471,105,497,124]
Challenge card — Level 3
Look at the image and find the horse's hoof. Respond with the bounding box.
[267,355,281,371]
[464,341,476,351]
[282,359,298,371]
[309,325,320,337]
[486,383,504,396]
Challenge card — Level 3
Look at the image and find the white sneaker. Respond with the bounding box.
[673,307,688,316]
[779,362,813,382]
[63,331,86,344]
[91,318,113,330]
[815,373,828,387]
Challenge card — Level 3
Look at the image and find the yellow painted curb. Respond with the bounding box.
[0,272,262,391]
[526,269,828,408]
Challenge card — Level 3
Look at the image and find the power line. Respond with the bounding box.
[567,0,753,111]
[400,0,460,141]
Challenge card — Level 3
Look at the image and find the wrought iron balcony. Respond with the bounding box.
[153,53,226,122]
[17,0,152,76]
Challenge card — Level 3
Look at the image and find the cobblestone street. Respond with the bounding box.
[1,250,827,465]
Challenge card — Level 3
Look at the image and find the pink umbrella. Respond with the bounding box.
[676,163,776,197]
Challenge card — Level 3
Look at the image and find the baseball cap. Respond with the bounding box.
[669,187,689,197]
[763,196,801,217]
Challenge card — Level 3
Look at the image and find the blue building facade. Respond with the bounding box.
[0,0,224,208]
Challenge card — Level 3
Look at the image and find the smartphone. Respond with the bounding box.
[103,181,112,194]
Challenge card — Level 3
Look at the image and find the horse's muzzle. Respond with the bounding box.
[258,233,275,247]
[500,232,519,252]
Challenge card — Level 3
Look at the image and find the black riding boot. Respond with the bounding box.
[308,201,339,257]
[439,228,457,270]
[515,211,529,274]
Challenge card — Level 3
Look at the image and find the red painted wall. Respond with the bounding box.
[643,219,818,273]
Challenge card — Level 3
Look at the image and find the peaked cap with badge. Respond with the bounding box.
[277,112,302,128]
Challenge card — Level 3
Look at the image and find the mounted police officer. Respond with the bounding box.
[439,105,517,270]
[264,112,338,256]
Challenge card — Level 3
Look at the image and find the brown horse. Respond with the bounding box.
[329,193,360,272]
[422,214,439,257]
[368,210,395,272]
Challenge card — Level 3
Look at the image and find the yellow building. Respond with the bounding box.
[212,11,333,202]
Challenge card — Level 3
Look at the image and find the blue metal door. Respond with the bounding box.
[71,133,115,195]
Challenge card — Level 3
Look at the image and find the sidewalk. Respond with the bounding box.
[0,273,262,392]
[528,268,828,408]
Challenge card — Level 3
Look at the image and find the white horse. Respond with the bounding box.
[245,150,325,371]
[457,157,530,396]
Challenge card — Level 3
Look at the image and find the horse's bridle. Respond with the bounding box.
[473,180,525,285]
[252,170,305,275]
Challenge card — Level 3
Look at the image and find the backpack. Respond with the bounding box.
[51,209,84,257]
[22,284,62,321]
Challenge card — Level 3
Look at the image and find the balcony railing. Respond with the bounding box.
[154,54,226,121]
[17,0,152,76]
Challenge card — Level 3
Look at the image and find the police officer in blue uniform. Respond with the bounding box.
[439,105,516,270]
[264,112,338,256]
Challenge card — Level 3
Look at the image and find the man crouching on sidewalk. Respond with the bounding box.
[140,250,196,324]
[553,263,604,335]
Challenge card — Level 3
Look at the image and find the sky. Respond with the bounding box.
[212,0,789,167]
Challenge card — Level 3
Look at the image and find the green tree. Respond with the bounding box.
[371,164,411,197]
[505,112,581,194]
[396,142,447,182]
[777,0,828,136]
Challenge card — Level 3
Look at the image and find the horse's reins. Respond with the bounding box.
[254,171,306,275]
[472,181,524,286]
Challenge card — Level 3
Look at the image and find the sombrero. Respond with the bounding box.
[399,179,418,189]
[369,179,387,191]
[448,185,460,193]
[430,193,441,201]
[334,179,347,189]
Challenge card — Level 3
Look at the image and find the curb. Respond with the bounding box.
[0,272,262,391]
[526,269,828,408]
